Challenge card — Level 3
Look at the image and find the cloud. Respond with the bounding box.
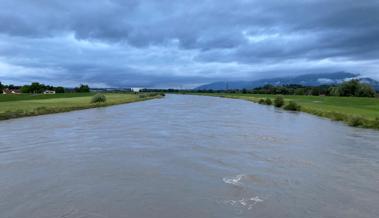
[0,0,378,87]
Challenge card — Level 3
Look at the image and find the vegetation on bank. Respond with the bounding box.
[197,93,379,130]
[251,80,376,97]
[274,96,285,107]
[0,93,163,121]
[91,93,107,103]
[147,79,377,97]
[0,82,91,94]
[259,96,301,111]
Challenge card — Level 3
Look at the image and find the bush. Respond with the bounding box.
[284,101,301,111]
[274,96,284,107]
[370,118,379,129]
[329,112,346,121]
[258,99,265,104]
[348,116,365,127]
[265,98,272,105]
[91,94,106,103]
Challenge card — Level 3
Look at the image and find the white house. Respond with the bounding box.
[2,88,21,95]
[43,90,56,94]
[131,87,143,92]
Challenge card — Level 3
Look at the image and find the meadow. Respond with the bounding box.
[0,93,162,120]
[0,93,95,102]
[198,93,379,129]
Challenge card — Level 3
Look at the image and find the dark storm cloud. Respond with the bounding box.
[0,0,378,87]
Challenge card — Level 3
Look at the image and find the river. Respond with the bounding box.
[1,94,378,218]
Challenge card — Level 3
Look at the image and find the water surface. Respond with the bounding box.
[1,95,378,218]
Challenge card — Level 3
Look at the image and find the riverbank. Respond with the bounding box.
[194,93,379,130]
[0,93,163,121]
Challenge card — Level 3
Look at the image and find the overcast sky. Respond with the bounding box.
[0,0,378,88]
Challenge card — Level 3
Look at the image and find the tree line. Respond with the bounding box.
[0,82,90,94]
[250,80,376,97]
[143,80,377,98]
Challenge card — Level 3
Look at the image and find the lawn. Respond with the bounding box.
[0,93,95,102]
[0,93,163,120]
[197,93,379,129]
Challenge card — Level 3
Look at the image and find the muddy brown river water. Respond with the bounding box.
[1,94,378,218]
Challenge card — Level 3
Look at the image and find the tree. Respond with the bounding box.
[330,80,376,97]
[294,88,305,95]
[75,84,90,93]
[311,87,320,96]
[339,79,360,96]
[29,82,46,93]
[356,83,376,97]
[329,87,341,96]
[20,85,31,93]
[55,86,65,93]
[0,82,3,92]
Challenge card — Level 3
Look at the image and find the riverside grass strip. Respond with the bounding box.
[0,93,163,121]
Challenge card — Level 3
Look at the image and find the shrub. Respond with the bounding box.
[258,99,265,104]
[147,93,160,97]
[265,98,272,105]
[348,116,365,127]
[371,118,379,129]
[329,112,346,121]
[91,93,107,103]
[274,96,284,107]
[284,101,301,111]
[35,107,49,114]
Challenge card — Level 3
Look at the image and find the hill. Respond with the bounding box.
[196,72,379,91]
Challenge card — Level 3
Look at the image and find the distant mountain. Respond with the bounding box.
[195,72,379,91]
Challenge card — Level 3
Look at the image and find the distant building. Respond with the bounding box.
[43,90,56,94]
[131,87,143,92]
[2,88,21,95]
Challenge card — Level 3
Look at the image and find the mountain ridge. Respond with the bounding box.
[195,72,379,91]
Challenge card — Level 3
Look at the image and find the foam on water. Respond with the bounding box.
[223,196,264,210]
[222,174,245,185]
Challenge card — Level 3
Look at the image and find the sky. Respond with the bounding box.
[0,0,378,88]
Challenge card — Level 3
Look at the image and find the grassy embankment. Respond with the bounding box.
[198,93,379,129]
[0,93,163,120]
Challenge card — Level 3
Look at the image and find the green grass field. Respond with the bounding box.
[0,93,95,102]
[198,93,379,129]
[0,93,162,120]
